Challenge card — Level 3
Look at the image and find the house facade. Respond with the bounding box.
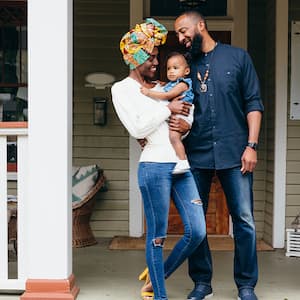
[74,0,299,249]
[0,0,299,298]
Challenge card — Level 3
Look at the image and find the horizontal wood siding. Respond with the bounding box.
[287,1,300,232]
[73,0,130,237]
[248,0,268,239]
[261,0,276,245]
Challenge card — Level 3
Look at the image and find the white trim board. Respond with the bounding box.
[273,0,288,248]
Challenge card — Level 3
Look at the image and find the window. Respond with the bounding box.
[149,0,227,17]
[0,1,27,176]
[0,1,27,122]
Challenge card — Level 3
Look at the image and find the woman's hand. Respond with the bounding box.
[167,100,191,116]
[140,86,150,96]
[137,138,147,149]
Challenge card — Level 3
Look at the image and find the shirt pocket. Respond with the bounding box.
[220,69,238,92]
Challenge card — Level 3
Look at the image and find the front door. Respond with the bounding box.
[160,31,231,235]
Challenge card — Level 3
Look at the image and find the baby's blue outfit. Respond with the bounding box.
[163,77,194,103]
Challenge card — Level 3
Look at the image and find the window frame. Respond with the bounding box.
[0,1,27,176]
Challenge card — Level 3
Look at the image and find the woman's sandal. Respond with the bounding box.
[139,268,154,300]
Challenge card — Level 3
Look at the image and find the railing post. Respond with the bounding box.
[17,135,29,280]
[0,136,8,282]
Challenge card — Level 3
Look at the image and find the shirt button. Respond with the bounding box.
[211,109,214,113]
[208,78,211,81]
[209,94,213,97]
[213,126,215,129]
[214,142,217,145]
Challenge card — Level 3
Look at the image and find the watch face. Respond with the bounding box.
[247,142,258,150]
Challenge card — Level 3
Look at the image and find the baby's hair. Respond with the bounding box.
[166,51,191,67]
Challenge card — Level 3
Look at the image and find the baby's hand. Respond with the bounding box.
[140,86,150,96]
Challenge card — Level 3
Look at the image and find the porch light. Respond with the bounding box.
[93,97,107,126]
[85,72,115,90]
[85,72,115,126]
[179,0,207,10]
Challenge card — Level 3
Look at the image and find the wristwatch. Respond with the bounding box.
[247,142,258,151]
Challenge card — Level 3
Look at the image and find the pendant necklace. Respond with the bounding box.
[197,69,209,93]
[197,42,217,93]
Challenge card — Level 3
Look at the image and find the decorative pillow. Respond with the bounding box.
[72,164,99,205]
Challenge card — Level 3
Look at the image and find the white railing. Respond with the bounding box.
[0,126,28,291]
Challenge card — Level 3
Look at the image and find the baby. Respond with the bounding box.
[141,52,194,174]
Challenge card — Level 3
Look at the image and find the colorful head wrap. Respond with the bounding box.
[120,18,168,70]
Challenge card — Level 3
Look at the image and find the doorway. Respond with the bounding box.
[159,31,231,235]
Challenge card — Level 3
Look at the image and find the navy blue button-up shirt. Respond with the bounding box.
[184,43,264,170]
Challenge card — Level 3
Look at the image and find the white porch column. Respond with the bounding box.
[22,0,79,298]
[273,0,288,248]
[129,0,144,237]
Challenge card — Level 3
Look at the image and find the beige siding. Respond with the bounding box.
[287,1,300,231]
[261,0,276,245]
[249,0,276,244]
[248,0,269,239]
[73,0,130,237]
[7,181,17,196]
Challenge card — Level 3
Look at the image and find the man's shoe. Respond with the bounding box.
[187,283,213,300]
[237,288,258,300]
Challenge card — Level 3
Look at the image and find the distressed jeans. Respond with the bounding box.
[188,167,258,289]
[138,162,206,300]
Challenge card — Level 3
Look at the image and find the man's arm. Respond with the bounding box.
[240,111,262,174]
[168,115,191,134]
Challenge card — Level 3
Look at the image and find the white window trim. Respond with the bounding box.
[273,0,288,248]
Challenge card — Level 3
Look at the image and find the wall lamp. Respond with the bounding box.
[93,97,107,126]
[85,72,115,126]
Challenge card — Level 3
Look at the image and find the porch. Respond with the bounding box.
[3,238,300,300]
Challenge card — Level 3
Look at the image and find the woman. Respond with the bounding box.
[111,18,206,300]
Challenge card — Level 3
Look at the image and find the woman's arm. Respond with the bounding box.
[111,83,171,139]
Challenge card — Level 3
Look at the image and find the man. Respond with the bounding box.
[171,11,264,300]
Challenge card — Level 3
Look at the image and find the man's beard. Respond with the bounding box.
[189,33,203,60]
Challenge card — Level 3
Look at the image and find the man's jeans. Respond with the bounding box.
[189,167,258,289]
[138,162,206,300]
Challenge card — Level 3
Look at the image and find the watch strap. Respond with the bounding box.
[247,142,258,151]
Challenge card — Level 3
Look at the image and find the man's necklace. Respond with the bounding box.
[197,69,209,93]
[196,42,217,93]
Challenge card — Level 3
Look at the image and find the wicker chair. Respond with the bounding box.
[72,173,106,248]
[8,205,17,255]
[7,171,106,251]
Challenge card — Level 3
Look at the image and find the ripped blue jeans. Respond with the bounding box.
[138,162,206,300]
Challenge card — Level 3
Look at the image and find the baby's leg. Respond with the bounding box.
[169,130,190,175]
[169,130,186,160]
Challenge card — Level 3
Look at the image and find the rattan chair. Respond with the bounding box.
[7,172,106,251]
[72,173,106,248]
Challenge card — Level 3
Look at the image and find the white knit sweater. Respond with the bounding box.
[112,77,180,163]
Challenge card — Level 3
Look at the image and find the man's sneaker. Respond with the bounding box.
[237,288,258,300]
[187,283,213,300]
[173,159,190,174]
